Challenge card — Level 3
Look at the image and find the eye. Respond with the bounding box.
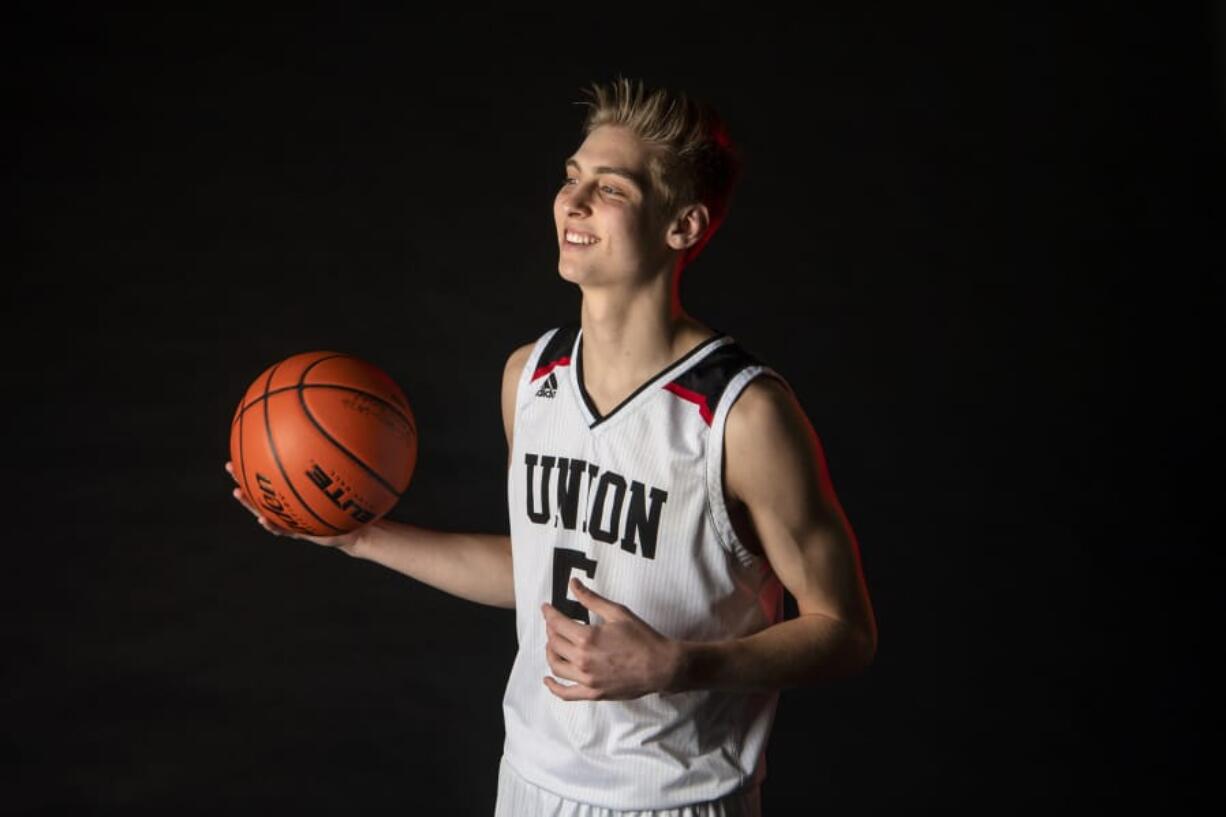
[561,177,623,197]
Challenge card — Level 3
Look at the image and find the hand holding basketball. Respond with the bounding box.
[226,461,364,553]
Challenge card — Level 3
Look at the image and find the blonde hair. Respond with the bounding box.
[574,76,743,267]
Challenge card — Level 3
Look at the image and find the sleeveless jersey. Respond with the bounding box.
[501,321,791,810]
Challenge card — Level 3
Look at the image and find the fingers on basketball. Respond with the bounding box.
[227,469,284,537]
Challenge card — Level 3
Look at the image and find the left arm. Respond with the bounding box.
[541,377,877,700]
[674,376,878,692]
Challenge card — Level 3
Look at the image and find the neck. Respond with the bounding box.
[577,268,705,390]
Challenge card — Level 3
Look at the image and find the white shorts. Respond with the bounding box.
[494,754,763,817]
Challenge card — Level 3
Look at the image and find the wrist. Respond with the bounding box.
[343,520,384,559]
[666,640,712,694]
[671,638,742,694]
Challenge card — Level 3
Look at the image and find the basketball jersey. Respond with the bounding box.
[501,321,791,810]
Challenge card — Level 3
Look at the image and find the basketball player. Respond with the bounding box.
[227,77,877,816]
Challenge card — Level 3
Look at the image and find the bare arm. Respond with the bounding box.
[345,520,514,608]
[674,377,877,692]
[228,341,535,611]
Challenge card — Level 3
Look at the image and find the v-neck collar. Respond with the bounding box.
[570,326,730,431]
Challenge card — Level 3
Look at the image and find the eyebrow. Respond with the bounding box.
[565,158,646,192]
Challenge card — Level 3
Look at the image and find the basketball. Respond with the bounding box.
[229,351,418,536]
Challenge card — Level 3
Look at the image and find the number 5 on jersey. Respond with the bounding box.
[552,548,597,623]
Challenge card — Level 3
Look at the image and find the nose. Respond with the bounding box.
[564,180,595,215]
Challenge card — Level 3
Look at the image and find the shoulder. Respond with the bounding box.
[723,375,816,505]
[726,375,804,447]
[503,341,536,382]
[501,340,538,408]
[501,340,538,451]
[504,323,571,388]
[502,322,573,409]
[728,372,799,426]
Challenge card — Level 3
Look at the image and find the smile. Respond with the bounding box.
[564,230,600,246]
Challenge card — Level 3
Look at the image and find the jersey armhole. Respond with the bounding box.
[705,365,794,570]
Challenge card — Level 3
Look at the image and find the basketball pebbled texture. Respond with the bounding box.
[230,351,418,536]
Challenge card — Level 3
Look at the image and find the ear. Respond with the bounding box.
[665,203,710,252]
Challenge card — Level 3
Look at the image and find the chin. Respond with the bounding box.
[557,259,588,284]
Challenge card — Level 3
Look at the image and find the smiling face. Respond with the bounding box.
[554,124,675,289]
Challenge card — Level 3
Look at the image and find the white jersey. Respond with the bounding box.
[502,321,790,810]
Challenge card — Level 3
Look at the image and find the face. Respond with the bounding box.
[554,124,673,288]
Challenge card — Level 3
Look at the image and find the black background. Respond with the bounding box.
[7,4,1221,813]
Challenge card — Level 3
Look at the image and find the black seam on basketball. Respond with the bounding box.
[232,384,416,437]
[231,356,354,426]
[262,360,345,535]
[296,356,405,499]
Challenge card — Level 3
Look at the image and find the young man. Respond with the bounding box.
[228,77,877,816]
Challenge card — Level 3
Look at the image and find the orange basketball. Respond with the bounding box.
[229,351,418,536]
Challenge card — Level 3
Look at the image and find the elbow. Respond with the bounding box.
[853,627,877,672]
[818,620,876,682]
[861,640,877,671]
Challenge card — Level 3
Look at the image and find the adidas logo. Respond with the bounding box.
[535,371,558,398]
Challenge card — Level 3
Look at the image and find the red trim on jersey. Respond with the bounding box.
[532,355,571,381]
[663,381,714,426]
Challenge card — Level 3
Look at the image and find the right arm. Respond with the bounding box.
[345,520,515,608]
[227,341,536,610]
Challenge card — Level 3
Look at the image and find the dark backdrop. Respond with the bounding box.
[8,4,1220,813]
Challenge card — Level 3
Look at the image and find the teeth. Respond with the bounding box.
[566,231,599,245]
